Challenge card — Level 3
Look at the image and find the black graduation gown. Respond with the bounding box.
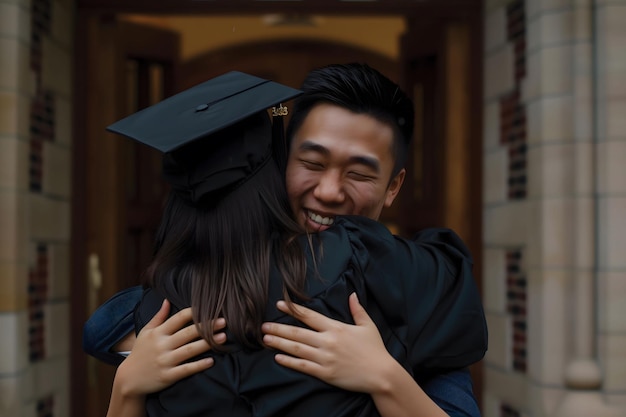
[134,216,488,417]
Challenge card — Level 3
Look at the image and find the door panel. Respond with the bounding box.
[71,16,179,417]
[400,16,484,407]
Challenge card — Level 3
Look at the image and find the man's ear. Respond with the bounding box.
[384,168,405,208]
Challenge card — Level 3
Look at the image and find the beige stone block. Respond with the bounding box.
[483,101,500,149]
[51,0,74,49]
[484,7,506,53]
[484,0,508,12]
[48,243,69,299]
[525,45,573,101]
[32,356,69,398]
[0,137,28,191]
[484,201,531,246]
[526,144,573,198]
[0,3,23,39]
[54,96,72,146]
[571,198,595,269]
[27,194,70,242]
[21,364,34,402]
[527,0,570,19]
[596,7,626,88]
[0,38,18,89]
[598,271,626,333]
[0,310,28,374]
[603,71,626,99]
[0,262,27,311]
[606,393,626,407]
[0,38,31,95]
[485,312,511,368]
[484,366,529,409]
[605,99,626,140]
[481,391,501,417]
[483,248,507,312]
[42,142,71,198]
[0,92,18,134]
[526,384,565,417]
[528,9,574,52]
[0,91,29,138]
[483,148,508,205]
[599,333,626,391]
[541,198,574,267]
[20,402,37,417]
[0,191,28,262]
[573,76,593,142]
[44,302,69,357]
[597,140,626,194]
[484,44,515,100]
[527,268,569,385]
[574,142,594,195]
[573,5,593,41]
[597,196,626,270]
[0,375,21,417]
[527,95,573,144]
[41,37,72,97]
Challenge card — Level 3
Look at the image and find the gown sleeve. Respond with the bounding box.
[340,216,488,373]
[82,285,143,365]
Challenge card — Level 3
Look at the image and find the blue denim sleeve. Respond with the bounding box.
[82,286,143,366]
[420,368,481,417]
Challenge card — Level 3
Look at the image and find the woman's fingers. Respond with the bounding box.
[348,293,374,327]
[272,353,324,379]
[275,300,340,332]
[166,356,216,382]
[262,321,321,348]
[144,299,172,330]
[170,317,227,347]
[158,306,194,335]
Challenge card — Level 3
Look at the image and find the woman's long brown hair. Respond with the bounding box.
[144,160,307,349]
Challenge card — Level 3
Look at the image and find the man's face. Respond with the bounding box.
[286,103,405,233]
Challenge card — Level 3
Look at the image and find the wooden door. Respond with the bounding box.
[399,14,484,407]
[71,15,180,417]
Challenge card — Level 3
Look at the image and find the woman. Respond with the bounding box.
[103,71,486,417]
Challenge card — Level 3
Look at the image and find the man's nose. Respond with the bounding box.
[313,171,345,205]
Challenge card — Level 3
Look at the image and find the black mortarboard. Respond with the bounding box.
[106,71,301,204]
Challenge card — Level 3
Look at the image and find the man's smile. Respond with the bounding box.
[307,210,335,226]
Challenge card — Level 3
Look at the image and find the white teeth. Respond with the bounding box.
[308,211,334,226]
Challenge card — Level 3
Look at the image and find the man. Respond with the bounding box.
[84,63,485,416]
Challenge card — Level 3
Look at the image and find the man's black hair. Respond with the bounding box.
[286,63,414,177]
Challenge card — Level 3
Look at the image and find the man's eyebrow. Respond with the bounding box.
[298,141,380,173]
[298,141,330,156]
[349,155,380,174]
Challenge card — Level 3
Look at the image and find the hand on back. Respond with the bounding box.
[114,299,226,398]
[261,293,397,395]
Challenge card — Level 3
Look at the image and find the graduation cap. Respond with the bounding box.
[107,71,301,204]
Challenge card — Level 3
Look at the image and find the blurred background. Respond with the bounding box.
[1,0,625,416]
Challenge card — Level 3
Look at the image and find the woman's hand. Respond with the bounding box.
[261,293,396,394]
[112,299,226,398]
[261,293,447,417]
